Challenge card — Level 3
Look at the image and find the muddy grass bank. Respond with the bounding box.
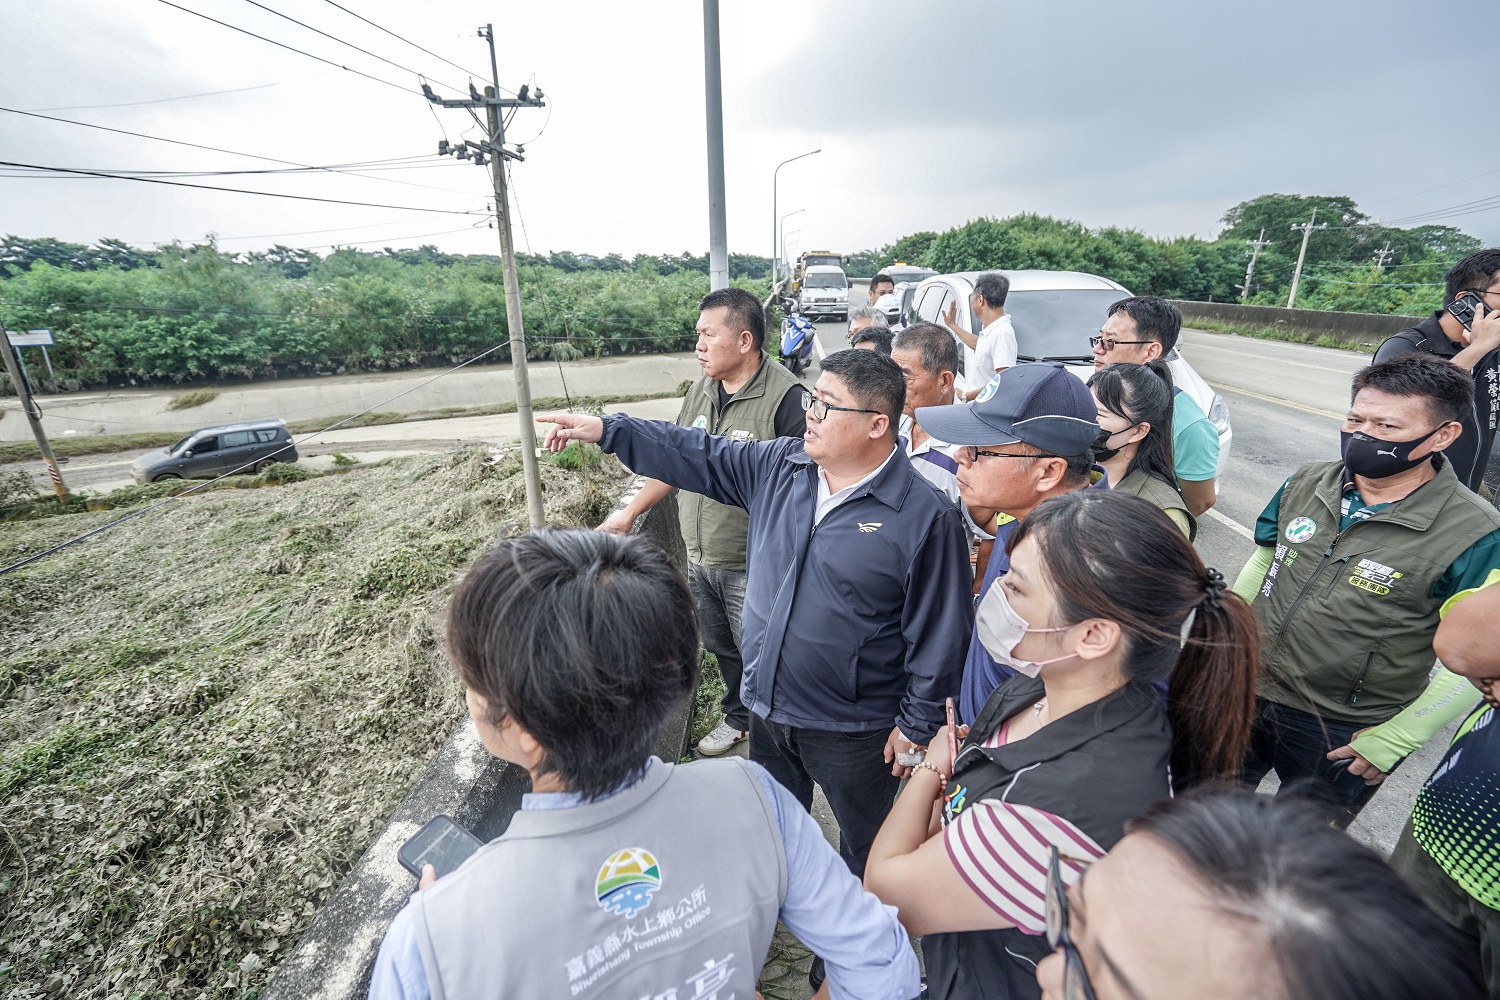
[0,446,626,998]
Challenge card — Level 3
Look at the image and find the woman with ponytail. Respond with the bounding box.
[1089,360,1196,539]
[863,490,1258,1000]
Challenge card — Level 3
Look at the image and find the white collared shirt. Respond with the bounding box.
[815,447,898,525]
[972,313,1018,388]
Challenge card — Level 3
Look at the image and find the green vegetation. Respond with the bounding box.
[865,194,1478,315]
[0,446,627,997]
[329,452,357,467]
[0,237,768,390]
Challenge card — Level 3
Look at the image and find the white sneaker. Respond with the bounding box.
[697,720,747,756]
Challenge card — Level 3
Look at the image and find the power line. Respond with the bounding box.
[153,0,417,96]
[23,76,324,112]
[315,0,493,87]
[0,160,484,215]
[234,0,466,95]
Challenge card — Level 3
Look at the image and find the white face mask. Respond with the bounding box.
[975,578,1077,678]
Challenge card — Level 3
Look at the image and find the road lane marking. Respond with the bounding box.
[1208,382,1345,420]
[813,332,827,361]
[1204,507,1254,541]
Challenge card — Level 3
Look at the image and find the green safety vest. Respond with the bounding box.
[674,354,804,569]
[1255,458,1500,725]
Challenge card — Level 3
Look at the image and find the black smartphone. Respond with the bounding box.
[397,814,484,880]
[1448,290,1483,331]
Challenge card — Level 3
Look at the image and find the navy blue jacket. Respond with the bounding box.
[601,413,972,742]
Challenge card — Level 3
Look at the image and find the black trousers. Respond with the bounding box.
[748,714,899,878]
[1239,698,1395,828]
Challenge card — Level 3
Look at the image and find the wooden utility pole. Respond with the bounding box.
[1,331,68,500]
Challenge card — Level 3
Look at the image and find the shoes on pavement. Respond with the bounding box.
[697,720,748,756]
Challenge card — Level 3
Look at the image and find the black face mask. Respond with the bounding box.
[1092,424,1139,462]
[1340,425,1447,479]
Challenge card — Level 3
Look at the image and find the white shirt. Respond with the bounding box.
[898,414,995,541]
[815,447,898,525]
[972,313,1018,389]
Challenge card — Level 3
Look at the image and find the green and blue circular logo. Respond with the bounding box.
[595,847,661,918]
[1285,516,1317,544]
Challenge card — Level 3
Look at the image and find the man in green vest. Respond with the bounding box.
[600,287,805,756]
[1233,354,1500,827]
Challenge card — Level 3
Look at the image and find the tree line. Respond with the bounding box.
[1,193,1482,389]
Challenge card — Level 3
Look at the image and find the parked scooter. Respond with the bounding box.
[778,297,816,377]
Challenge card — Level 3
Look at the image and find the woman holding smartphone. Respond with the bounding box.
[863,490,1257,1000]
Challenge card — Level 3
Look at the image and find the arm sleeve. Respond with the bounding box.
[773,384,809,439]
[1171,397,1220,482]
[1434,528,1500,604]
[896,507,975,743]
[1232,545,1276,603]
[942,801,1105,935]
[367,902,432,1000]
[599,412,784,510]
[1348,667,1485,771]
[748,762,922,1000]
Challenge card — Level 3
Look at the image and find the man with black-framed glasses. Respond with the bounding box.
[915,362,1105,722]
[539,349,972,981]
[1375,248,1500,493]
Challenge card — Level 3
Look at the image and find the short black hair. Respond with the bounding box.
[1107,295,1183,353]
[893,322,961,378]
[870,272,895,291]
[972,271,1010,309]
[1350,353,1473,425]
[446,529,700,801]
[1444,248,1500,306]
[819,348,905,437]
[1130,790,1486,1000]
[849,327,893,355]
[699,286,767,352]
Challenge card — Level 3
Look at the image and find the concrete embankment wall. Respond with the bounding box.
[1171,300,1423,349]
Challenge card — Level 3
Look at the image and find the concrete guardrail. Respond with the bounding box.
[1172,300,1423,348]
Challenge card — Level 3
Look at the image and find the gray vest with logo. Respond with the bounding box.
[1255,458,1500,725]
[676,355,804,569]
[409,757,786,1000]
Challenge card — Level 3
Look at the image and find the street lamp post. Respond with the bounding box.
[779,208,806,280]
[771,149,820,285]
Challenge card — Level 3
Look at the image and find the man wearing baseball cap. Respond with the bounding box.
[916,362,1106,722]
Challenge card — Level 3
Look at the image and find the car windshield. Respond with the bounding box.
[1006,288,1129,362]
[888,269,935,284]
[802,255,841,269]
[804,273,847,289]
[169,435,193,455]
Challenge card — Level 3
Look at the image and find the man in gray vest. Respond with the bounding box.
[600,287,805,757]
[1233,355,1500,827]
[368,529,920,1000]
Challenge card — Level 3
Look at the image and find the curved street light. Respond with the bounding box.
[771,149,820,285]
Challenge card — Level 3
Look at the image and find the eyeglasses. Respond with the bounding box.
[1463,287,1500,302]
[801,391,879,421]
[1046,846,1100,1000]
[1089,335,1153,352]
[962,446,1050,463]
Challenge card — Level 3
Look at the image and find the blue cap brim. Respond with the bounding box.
[913,403,1023,447]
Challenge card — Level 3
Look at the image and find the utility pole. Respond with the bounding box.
[1,332,68,501]
[703,0,728,291]
[1239,228,1271,303]
[1286,207,1328,310]
[1373,241,1395,272]
[424,26,547,527]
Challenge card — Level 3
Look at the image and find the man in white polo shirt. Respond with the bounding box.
[942,271,1017,399]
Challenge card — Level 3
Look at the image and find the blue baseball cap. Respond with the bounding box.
[915,362,1100,456]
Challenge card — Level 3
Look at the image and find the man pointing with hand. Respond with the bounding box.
[541,348,972,898]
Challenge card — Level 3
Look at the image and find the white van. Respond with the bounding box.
[798,265,849,321]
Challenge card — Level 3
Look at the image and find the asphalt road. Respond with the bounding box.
[810,314,1460,854]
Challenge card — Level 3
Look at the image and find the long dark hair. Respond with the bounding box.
[1008,490,1257,789]
[1089,361,1179,491]
[446,528,701,800]
[1129,790,1485,1000]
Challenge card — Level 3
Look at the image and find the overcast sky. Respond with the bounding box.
[3,0,1498,261]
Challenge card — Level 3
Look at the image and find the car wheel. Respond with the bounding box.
[254,458,278,473]
[152,473,182,483]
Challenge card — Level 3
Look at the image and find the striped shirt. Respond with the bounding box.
[899,415,994,541]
